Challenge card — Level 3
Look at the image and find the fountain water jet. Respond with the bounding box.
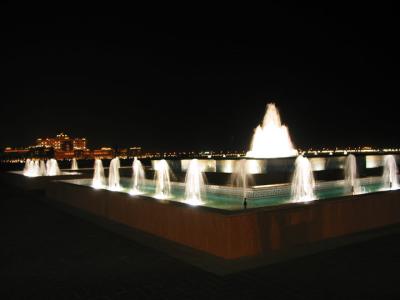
[32,160,40,176]
[154,159,171,199]
[92,159,106,189]
[291,155,316,202]
[108,157,121,191]
[39,160,47,176]
[344,154,361,194]
[24,159,55,177]
[383,155,399,190]
[23,159,39,177]
[46,159,60,176]
[246,103,298,158]
[23,159,31,175]
[25,160,40,177]
[71,158,78,170]
[130,157,145,195]
[46,160,51,175]
[184,159,206,205]
[231,159,253,200]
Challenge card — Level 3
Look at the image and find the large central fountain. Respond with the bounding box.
[246,103,298,158]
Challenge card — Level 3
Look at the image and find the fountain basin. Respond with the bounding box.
[46,178,400,262]
[56,176,390,210]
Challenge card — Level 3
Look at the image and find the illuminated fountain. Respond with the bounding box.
[23,159,58,177]
[46,160,51,175]
[231,159,252,200]
[344,154,361,194]
[46,159,60,176]
[71,158,78,170]
[246,103,298,158]
[24,159,40,177]
[130,157,145,195]
[23,159,37,177]
[108,157,121,191]
[184,159,206,205]
[41,105,398,212]
[39,160,47,176]
[23,159,31,175]
[154,159,171,199]
[33,160,40,176]
[291,155,316,202]
[41,100,400,266]
[92,159,106,189]
[382,155,399,190]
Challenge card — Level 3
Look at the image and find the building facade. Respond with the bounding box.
[37,133,87,151]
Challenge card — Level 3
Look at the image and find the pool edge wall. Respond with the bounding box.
[0,172,90,191]
[46,181,400,260]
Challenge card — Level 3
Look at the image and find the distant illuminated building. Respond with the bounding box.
[128,147,142,158]
[73,138,87,150]
[3,147,29,154]
[93,147,114,159]
[36,132,87,150]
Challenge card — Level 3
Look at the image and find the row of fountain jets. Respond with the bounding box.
[90,154,398,205]
[22,153,398,205]
[23,157,79,177]
[93,157,178,199]
[23,158,63,177]
[22,152,398,206]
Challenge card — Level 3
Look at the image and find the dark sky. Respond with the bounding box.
[4,4,399,151]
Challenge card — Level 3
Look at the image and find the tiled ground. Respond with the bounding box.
[1,181,400,299]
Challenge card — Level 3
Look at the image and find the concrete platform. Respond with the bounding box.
[45,180,400,273]
[0,171,89,192]
[4,180,400,298]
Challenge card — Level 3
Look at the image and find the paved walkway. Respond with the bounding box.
[1,182,400,299]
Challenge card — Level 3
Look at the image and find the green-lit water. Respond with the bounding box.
[65,178,389,211]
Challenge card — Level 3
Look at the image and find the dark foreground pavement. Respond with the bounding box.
[1,182,400,299]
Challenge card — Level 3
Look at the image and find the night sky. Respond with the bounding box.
[5,4,399,151]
